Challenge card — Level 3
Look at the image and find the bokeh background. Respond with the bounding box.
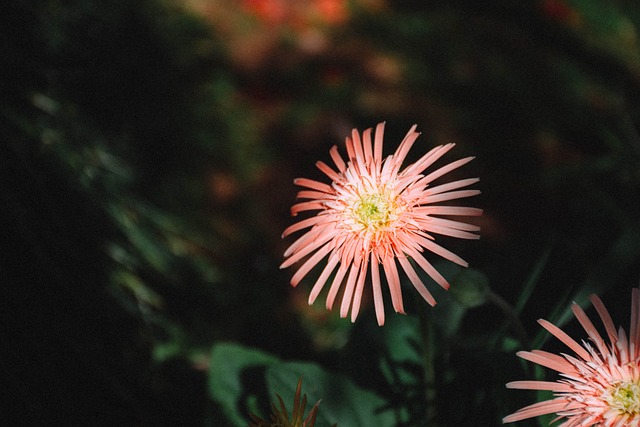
[2,0,640,425]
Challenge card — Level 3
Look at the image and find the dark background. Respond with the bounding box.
[2,0,640,425]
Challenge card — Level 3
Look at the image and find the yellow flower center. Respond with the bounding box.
[353,191,395,230]
[604,381,640,416]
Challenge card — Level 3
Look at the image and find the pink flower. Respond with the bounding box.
[504,288,640,426]
[281,122,481,325]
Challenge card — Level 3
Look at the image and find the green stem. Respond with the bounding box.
[419,308,438,427]
[486,288,529,350]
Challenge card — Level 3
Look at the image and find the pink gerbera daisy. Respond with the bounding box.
[504,288,640,426]
[280,122,481,325]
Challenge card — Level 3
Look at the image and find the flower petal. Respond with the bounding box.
[370,254,386,325]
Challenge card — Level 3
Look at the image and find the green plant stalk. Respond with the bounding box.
[419,307,438,427]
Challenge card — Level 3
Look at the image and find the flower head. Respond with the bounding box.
[281,122,481,325]
[504,288,640,426]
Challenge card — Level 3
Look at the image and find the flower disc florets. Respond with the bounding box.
[604,381,640,416]
[353,191,394,229]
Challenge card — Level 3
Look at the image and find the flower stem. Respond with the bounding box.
[419,308,438,427]
[486,288,529,349]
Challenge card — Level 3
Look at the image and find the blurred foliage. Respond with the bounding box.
[2,0,640,426]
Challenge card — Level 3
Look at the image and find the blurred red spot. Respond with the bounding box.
[540,0,580,26]
[242,0,288,25]
[317,0,348,24]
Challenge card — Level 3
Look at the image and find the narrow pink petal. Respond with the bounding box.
[423,178,479,197]
[416,235,468,267]
[340,260,361,319]
[350,257,369,322]
[329,145,346,173]
[401,143,454,178]
[390,125,420,176]
[350,128,367,174]
[296,190,333,200]
[617,326,630,364]
[290,242,334,287]
[393,125,419,157]
[404,246,450,291]
[382,255,404,314]
[418,156,475,186]
[379,154,397,182]
[505,380,573,392]
[395,174,424,193]
[420,216,481,232]
[316,160,343,182]
[325,239,358,308]
[293,177,333,193]
[282,216,331,238]
[590,294,618,349]
[291,201,326,215]
[572,302,608,356]
[326,261,349,310]
[362,128,373,167]
[397,255,436,306]
[416,206,483,216]
[370,254,386,325]
[281,228,336,267]
[282,225,324,258]
[537,319,591,361]
[308,252,340,304]
[373,122,385,170]
[344,135,355,162]
[503,399,574,423]
[516,350,577,375]
[420,189,481,204]
[420,223,480,240]
[608,417,633,427]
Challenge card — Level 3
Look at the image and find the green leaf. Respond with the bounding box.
[266,362,395,427]
[449,268,490,309]
[208,342,281,427]
[380,315,421,365]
